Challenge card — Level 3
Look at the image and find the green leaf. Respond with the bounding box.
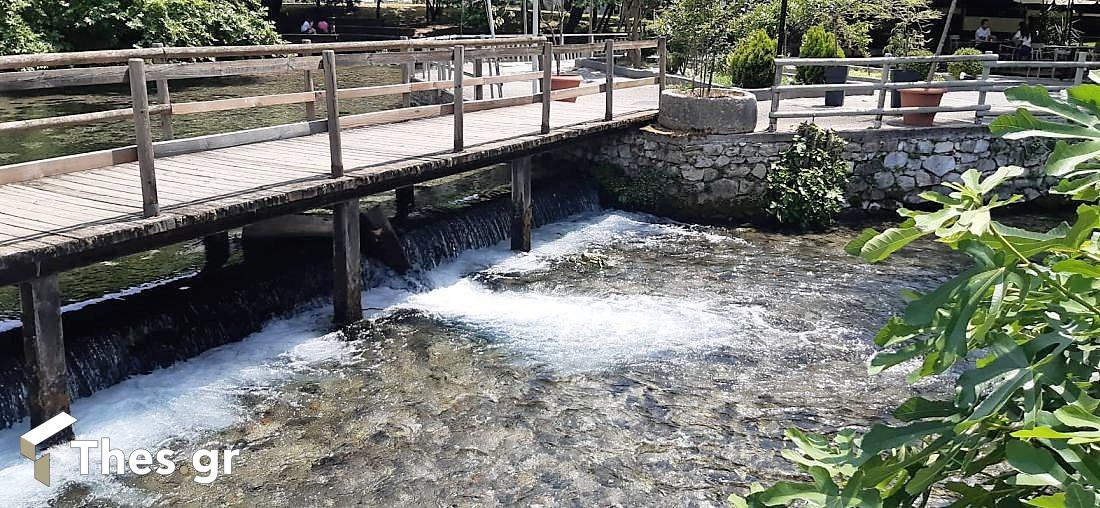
[1067,83,1100,118]
[1047,140,1100,177]
[1006,440,1068,487]
[1012,426,1079,440]
[860,421,952,458]
[855,226,927,263]
[989,108,1100,141]
[1052,259,1100,278]
[1055,404,1100,430]
[1024,493,1066,508]
[845,228,879,256]
[1065,482,1100,508]
[1004,85,1097,126]
[893,397,956,422]
[979,165,1026,193]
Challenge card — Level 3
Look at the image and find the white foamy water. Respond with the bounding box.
[0,307,354,506]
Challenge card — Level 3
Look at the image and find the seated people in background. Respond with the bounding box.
[975,19,991,42]
[1013,24,1032,60]
[317,19,330,33]
[300,20,313,34]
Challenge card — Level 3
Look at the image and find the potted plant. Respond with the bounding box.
[725,29,776,91]
[797,26,847,107]
[899,0,958,126]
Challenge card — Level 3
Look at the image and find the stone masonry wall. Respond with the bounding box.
[560,124,1057,221]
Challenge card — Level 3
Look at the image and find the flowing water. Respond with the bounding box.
[0,176,990,505]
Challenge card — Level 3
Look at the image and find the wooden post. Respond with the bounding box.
[322,50,344,177]
[605,39,614,121]
[1074,52,1088,85]
[202,231,231,271]
[20,274,73,442]
[128,58,159,217]
[768,60,783,132]
[510,156,532,252]
[301,39,317,121]
[395,186,414,219]
[474,58,484,100]
[453,45,464,152]
[151,43,173,140]
[873,54,892,129]
[975,51,992,125]
[400,36,412,109]
[332,200,362,324]
[657,36,667,110]
[542,42,552,134]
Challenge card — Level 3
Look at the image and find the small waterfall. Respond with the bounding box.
[0,177,601,430]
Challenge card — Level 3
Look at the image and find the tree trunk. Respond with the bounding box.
[563,5,585,33]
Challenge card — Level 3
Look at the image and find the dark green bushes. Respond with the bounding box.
[795,26,844,84]
[764,122,849,230]
[725,29,776,89]
[948,47,984,79]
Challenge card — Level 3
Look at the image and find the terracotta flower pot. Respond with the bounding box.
[899,88,946,127]
[550,74,583,102]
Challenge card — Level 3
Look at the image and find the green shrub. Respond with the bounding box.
[796,26,844,85]
[725,29,776,89]
[592,164,682,211]
[764,122,849,230]
[948,47,984,79]
[896,48,934,76]
[0,0,53,56]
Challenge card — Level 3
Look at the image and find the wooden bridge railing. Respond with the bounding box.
[0,37,665,218]
[768,52,1100,131]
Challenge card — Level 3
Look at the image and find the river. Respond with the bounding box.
[0,194,984,505]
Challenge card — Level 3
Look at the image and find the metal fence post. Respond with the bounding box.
[322,50,344,176]
[873,54,892,129]
[975,51,993,125]
[453,45,464,152]
[301,39,317,121]
[128,58,158,217]
[151,43,173,140]
[768,60,783,132]
[542,42,552,133]
[605,39,614,121]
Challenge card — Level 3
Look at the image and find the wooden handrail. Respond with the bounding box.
[0,36,546,71]
[776,54,999,66]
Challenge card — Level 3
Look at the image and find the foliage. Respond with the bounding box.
[795,26,844,85]
[17,0,279,52]
[593,165,682,211]
[895,49,934,77]
[948,47,984,80]
[725,29,776,89]
[1034,7,1082,46]
[734,84,1100,507]
[650,0,740,90]
[764,123,849,230]
[0,0,54,56]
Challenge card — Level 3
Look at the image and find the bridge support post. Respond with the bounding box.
[202,232,231,271]
[322,50,344,177]
[510,156,533,252]
[332,199,362,325]
[151,43,174,140]
[474,58,484,100]
[128,58,159,217]
[395,186,414,219]
[20,274,73,441]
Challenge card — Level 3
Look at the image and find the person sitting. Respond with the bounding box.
[1013,23,1032,60]
[317,19,330,33]
[975,19,991,42]
[300,20,313,34]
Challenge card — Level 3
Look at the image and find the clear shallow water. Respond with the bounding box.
[0,210,964,506]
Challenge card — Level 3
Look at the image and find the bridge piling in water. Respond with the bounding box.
[202,232,232,271]
[395,186,415,219]
[510,156,533,252]
[332,200,363,324]
[20,275,73,437]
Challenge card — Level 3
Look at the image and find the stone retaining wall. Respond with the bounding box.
[559,124,1056,221]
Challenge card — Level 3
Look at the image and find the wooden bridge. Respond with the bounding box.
[0,36,665,433]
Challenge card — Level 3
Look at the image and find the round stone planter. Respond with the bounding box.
[657,88,757,134]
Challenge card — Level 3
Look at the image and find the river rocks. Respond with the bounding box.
[559,124,1055,221]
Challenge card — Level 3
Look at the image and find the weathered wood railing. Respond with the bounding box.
[768,52,1100,131]
[0,36,665,218]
